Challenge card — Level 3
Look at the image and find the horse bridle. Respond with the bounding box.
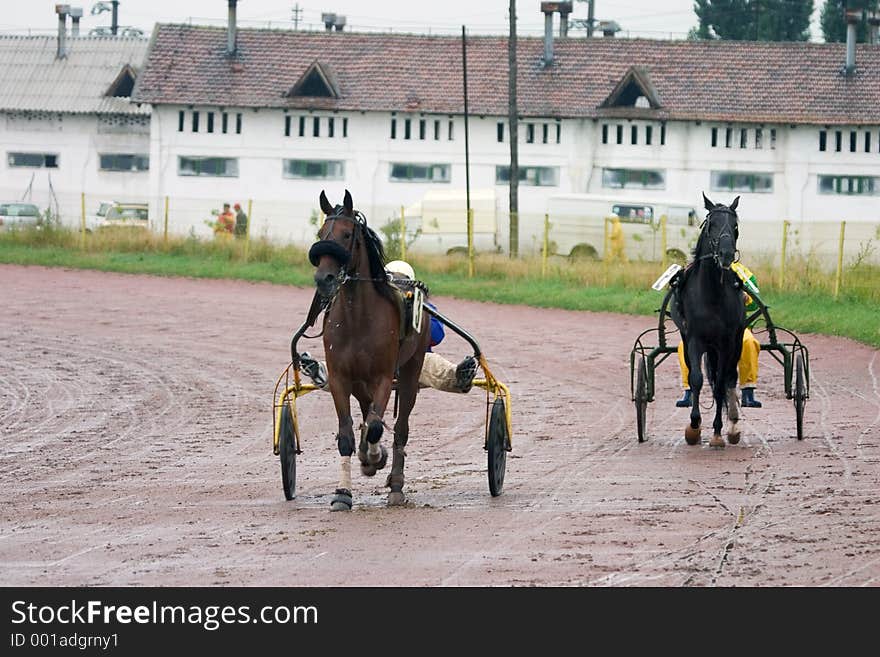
[698,207,739,269]
[308,209,384,297]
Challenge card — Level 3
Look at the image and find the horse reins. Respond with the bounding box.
[696,208,739,270]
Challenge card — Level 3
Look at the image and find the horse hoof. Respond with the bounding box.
[360,462,377,477]
[387,491,406,506]
[684,425,701,445]
[727,430,741,445]
[709,434,725,448]
[330,488,352,511]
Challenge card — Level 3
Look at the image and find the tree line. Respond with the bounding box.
[691,1,879,42]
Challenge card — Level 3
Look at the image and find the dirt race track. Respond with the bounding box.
[2,264,879,587]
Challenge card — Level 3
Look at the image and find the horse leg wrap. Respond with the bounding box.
[366,418,384,444]
[337,433,355,457]
[330,488,353,511]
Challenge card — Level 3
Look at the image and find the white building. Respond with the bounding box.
[0,27,149,225]
[131,13,880,257]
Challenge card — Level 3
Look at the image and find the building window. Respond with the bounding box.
[556,123,561,144]
[602,168,665,190]
[389,162,450,183]
[419,119,426,140]
[328,117,335,138]
[434,120,441,140]
[284,115,291,137]
[207,112,214,133]
[646,125,653,145]
[850,131,857,152]
[299,116,306,137]
[404,118,411,140]
[192,111,200,132]
[602,124,608,144]
[755,128,763,149]
[711,170,773,193]
[390,118,397,139]
[835,131,842,152]
[313,116,320,137]
[819,130,826,151]
[631,125,638,145]
[497,122,504,143]
[178,110,185,132]
[711,127,717,147]
[526,123,535,143]
[740,129,748,148]
[495,165,559,187]
[865,131,871,153]
[448,119,454,140]
[283,159,344,180]
[818,175,879,195]
[235,113,242,134]
[178,156,239,177]
[542,123,549,144]
[770,128,776,149]
[616,125,623,145]
[725,127,732,148]
[222,112,229,134]
[99,153,149,172]
[7,152,58,168]
[343,118,348,137]
[660,123,666,145]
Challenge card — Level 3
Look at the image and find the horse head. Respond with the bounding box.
[309,190,387,298]
[698,193,740,270]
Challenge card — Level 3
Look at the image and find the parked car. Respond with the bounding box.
[0,202,42,229]
[87,201,149,231]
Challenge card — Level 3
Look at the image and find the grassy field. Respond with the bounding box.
[2,226,878,348]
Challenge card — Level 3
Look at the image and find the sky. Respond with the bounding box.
[0,1,826,41]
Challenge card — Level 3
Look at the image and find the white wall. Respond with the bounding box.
[0,111,150,226]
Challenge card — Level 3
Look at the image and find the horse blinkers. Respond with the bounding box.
[310,212,359,296]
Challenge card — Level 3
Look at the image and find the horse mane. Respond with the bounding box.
[335,205,397,305]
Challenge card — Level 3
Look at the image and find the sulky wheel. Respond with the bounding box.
[279,403,297,500]
[794,353,807,441]
[635,357,648,443]
[487,397,509,497]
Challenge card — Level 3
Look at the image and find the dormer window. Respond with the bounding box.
[105,64,136,98]
[287,61,339,98]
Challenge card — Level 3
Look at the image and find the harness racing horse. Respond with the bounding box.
[671,193,745,448]
[308,190,431,510]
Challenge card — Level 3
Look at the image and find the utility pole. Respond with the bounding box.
[291,3,302,30]
[587,0,595,37]
[508,0,519,258]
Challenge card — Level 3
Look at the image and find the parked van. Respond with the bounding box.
[404,188,499,255]
[546,193,700,262]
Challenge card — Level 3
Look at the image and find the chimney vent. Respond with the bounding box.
[227,0,238,57]
[55,4,70,59]
[868,11,880,45]
[540,2,571,66]
[844,9,861,75]
[69,6,82,37]
[322,13,336,32]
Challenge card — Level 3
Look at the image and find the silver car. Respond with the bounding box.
[0,202,42,229]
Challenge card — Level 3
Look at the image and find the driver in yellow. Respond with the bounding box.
[676,262,762,408]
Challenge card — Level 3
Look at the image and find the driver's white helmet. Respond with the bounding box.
[386,260,415,280]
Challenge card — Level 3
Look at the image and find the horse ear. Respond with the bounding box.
[702,192,714,211]
[730,196,740,212]
[319,190,333,216]
[343,189,353,216]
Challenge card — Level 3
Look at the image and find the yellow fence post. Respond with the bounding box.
[541,213,549,278]
[660,214,668,268]
[80,192,86,249]
[163,195,169,245]
[603,217,610,259]
[400,205,406,262]
[834,220,846,298]
[244,198,253,262]
[780,220,790,289]
[467,207,474,278]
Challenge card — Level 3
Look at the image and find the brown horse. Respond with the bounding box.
[308,190,431,510]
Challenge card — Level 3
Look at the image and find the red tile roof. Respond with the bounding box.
[132,24,880,125]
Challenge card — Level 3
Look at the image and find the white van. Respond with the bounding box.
[546,193,700,261]
[404,188,499,255]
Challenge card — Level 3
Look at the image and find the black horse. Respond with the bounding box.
[671,193,745,448]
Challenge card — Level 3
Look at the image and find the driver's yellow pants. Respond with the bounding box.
[678,328,759,388]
